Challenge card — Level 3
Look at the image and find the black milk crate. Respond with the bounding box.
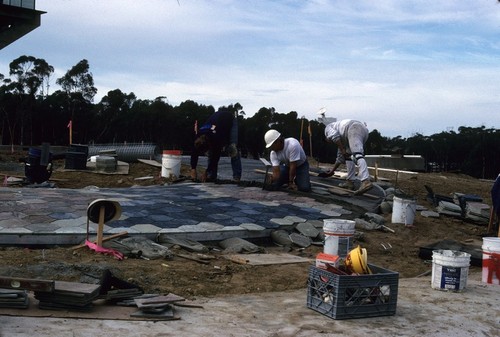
[307,265,399,320]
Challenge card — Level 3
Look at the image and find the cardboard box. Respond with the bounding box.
[315,252,340,269]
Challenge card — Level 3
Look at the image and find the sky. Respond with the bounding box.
[1,0,499,138]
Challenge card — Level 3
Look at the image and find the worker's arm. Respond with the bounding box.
[271,166,281,183]
[288,161,298,190]
[335,139,347,158]
[319,162,341,178]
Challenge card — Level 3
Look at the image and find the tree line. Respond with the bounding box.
[1,55,499,179]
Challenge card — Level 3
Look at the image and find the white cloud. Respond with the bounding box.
[1,0,499,137]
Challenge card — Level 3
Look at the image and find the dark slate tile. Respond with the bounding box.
[150,214,174,222]
[49,212,81,220]
[207,214,232,220]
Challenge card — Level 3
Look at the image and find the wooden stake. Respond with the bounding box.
[488,207,495,233]
[175,253,210,264]
[381,225,395,233]
[68,120,73,145]
[97,205,105,246]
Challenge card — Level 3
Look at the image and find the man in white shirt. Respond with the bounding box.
[264,129,311,192]
[321,119,373,195]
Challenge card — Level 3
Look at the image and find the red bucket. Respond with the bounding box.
[163,150,182,155]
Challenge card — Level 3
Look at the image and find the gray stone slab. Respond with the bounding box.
[421,210,440,218]
[295,222,320,238]
[239,223,265,231]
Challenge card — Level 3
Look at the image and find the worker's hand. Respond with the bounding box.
[200,171,208,183]
[287,182,298,191]
[190,169,197,181]
[318,171,332,178]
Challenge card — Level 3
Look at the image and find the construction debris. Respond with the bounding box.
[34,281,101,312]
[0,289,29,309]
[104,236,174,260]
[156,236,209,253]
[130,293,185,320]
[219,237,266,254]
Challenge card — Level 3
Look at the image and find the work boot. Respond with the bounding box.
[354,179,373,195]
[339,180,355,190]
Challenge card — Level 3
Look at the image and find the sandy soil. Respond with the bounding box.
[0,150,496,300]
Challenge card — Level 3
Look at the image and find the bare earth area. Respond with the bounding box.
[0,151,496,299]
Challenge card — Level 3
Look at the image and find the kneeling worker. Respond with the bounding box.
[264,129,311,192]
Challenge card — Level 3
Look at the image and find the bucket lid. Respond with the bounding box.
[432,249,471,258]
[393,194,416,201]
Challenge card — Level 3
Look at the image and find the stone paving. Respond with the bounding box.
[0,182,354,246]
[0,156,388,246]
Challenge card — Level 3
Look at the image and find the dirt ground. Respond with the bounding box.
[0,151,496,300]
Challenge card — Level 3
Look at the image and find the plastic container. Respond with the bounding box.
[323,219,355,258]
[307,265,399,320]
[161,150,182,178]
[431,249,471,291]
[482,237,500,285]
[391,196,417,226]
[25,147,53,183]
[69,144,89,156]
[345,245,371,274]
[65,152,87,170]
[95,156,117,172]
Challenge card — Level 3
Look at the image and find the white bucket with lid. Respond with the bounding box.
[323,219,355,258]
[391,196,417,226]
[482,237,500,285]
[431,249,471,292]
[161,150,182,178]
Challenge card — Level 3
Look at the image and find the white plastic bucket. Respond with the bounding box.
[391,196,417,226]
[161,151,182,178]
[323,219,355,258]
[482,237,500,285]
[431,249,471,292]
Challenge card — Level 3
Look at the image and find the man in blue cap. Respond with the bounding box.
[190,107,242,182]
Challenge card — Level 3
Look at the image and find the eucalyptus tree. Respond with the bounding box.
[94,89,137,143]
[1,55,54,145]
[55,59,97,144]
